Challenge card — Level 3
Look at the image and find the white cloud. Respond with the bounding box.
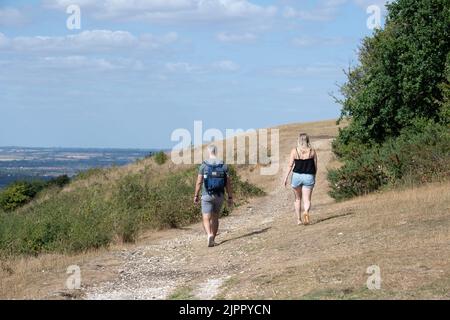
[283,0,388,21]
[165,60,240,73]
[0,30,179,53]
[353,0,389,10]
[271,64,341,77]
[165,62,198,73]
[283,0,347,22]
[1,55,145,72]
[285,86,304,94]
[40,55,145,71]
[0,7,27,26]
[292,36,346,47]
[213,60,240,71]
[42,56,116,70]
[216,32,257,43]
[0,33,10,48]
[43,0,277,23]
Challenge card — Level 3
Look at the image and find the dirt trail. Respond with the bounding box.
[84,137,335,300]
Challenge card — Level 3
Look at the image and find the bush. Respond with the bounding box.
[47,175,71,188]
[0,165,264,257]
[0,175,71,212]
[0,181,43,212]
[227,165,265,199]
[328,123,450,200]
[153,151,168,165]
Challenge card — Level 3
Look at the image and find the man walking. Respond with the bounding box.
[194,144,233,247]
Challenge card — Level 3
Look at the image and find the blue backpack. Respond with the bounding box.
[203,162,227,195]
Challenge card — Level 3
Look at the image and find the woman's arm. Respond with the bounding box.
[283,149,295,187]
[314,150,318,174]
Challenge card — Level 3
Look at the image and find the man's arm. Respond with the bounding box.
[225,175,233,199]
[194,174,203,203]
[225,173,233,206]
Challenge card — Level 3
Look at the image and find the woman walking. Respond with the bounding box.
[283,133,317,225]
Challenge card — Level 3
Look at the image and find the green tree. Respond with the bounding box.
[334,0,450,157]
[328,0,450,200]
[438,53,450,124]
[0,182,36,212]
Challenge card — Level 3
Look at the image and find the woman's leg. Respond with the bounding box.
[302,187,313,212]
[302,187,313,224]
[292,187,302,224]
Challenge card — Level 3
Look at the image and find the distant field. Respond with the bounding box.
[0,147,158,189]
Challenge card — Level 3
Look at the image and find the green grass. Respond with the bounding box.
[0,164,264,257]
[168,286,195,300]
[299,287,386,300]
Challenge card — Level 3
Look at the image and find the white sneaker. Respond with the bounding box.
[207,235,215,247]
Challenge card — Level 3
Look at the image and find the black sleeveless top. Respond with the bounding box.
[293,148,316,175]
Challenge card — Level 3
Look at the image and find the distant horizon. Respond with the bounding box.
[0,145,165,151]
[0,118,339,150]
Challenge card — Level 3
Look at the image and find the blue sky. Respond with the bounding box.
[0,0,387,149]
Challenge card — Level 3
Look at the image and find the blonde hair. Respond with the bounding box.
[297,133,311,150]
[296,133,313,157]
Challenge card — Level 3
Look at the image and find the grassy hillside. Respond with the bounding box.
[0,155,264,257]
[0,119,448,300]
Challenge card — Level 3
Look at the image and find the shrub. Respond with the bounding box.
[0,175,71,212]
[0,164,264,257]
[0,181,41,212]
[328,123,450,200]
[227,165,265,199]
[47,175,71,188]
[153,151,168,165]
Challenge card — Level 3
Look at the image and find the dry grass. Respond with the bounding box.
[220,181,450,299]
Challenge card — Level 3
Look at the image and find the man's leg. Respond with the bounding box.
[202,213,213,236]
[211,212,219,239]
[202,197,216,247]
[210,195,224,242]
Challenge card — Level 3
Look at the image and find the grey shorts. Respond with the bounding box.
[201,194,224,214]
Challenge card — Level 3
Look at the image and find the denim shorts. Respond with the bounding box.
[201,194,224,214]
[291,173,315,189]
